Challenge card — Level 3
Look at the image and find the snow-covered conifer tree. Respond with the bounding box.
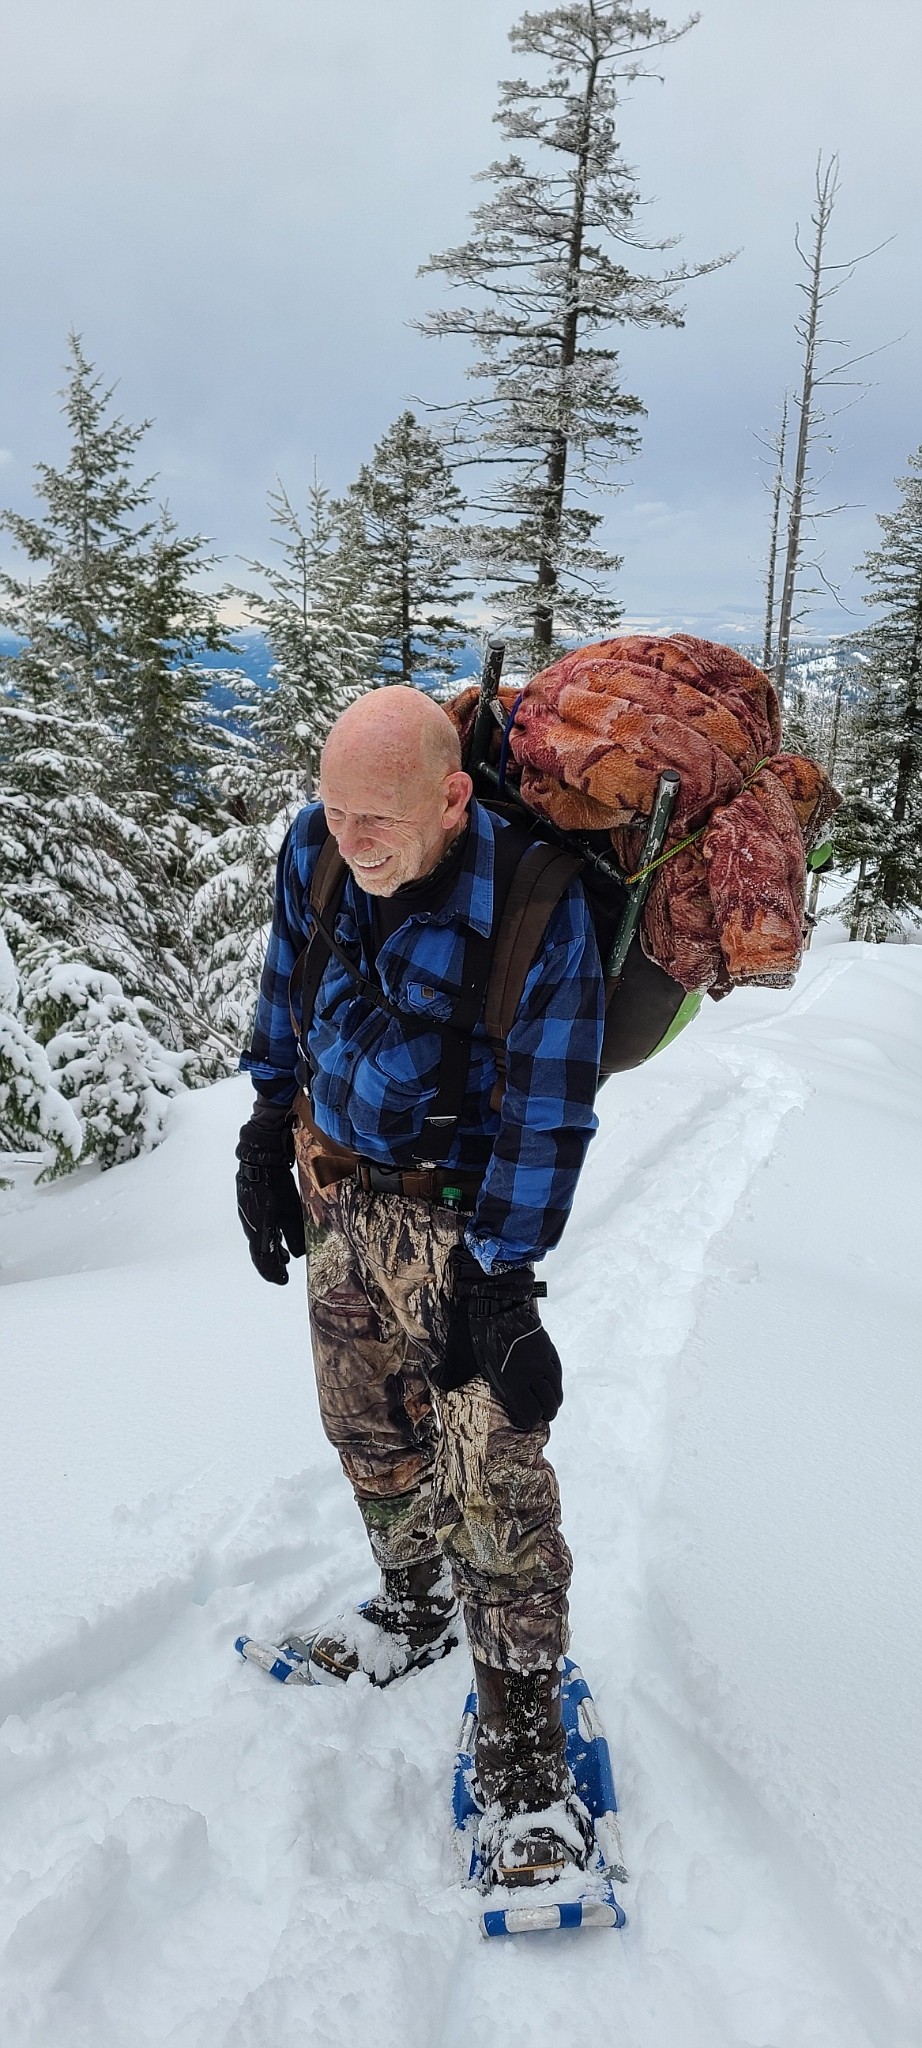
[0,337,250,1149]
[0,333,153,714]
[1,337,239,824]
[419,3,727,668]
[0,929,83,1178]
[184,805,285,1047]
[198,475,376,1041]
[0,680,163,997]
[115,508,235,820]
[237,474,377,810]
[834,450,922,939]
[22,956,188,1172]
[341,412,470,684]
[0,334,163,1010]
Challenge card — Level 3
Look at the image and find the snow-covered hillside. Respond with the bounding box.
[2,941,921,2048]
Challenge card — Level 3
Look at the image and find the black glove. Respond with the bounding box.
[235,1100,306,1286]
[433,1247,562,1433]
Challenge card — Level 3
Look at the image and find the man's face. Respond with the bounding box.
[318,750,470,897]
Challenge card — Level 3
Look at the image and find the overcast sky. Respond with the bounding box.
[2,0,920,640]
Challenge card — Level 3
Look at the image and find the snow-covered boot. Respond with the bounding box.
[473,1660,594,1888]
[297,1555,460,1687]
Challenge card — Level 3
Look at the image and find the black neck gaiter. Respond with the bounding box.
[369,821,471,954]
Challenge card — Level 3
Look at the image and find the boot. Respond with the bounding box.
[295,1555,460,1687]
[473,1659,593,1888]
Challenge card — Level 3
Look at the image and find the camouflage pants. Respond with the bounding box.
[294,1132,572,1673]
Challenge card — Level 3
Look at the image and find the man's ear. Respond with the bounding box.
[444,770,473,826]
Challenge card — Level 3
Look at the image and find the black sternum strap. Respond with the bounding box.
[309,905,407,1025]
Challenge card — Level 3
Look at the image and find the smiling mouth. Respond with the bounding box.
[352,854,391,872]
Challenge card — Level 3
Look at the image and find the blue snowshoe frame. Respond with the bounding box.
[453,1657,628,1938]
[235,1631,318,1683]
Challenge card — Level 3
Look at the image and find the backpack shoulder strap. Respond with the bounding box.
[310,828,348,917]
[484,839,582,1112]
[287,826,350,1043]
[400,814,535,1165]
[486,841,582,1044]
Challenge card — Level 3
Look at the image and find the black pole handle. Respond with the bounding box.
[470,640,507,775]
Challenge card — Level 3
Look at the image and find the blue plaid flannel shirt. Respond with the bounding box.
[240,798,604,1270]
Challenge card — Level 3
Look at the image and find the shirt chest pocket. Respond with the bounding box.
[403,980,455,1023]
[372,979,458,1089]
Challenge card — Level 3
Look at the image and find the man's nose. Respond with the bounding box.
[336,818,370,857]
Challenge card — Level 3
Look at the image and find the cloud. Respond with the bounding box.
[0,0,919,623]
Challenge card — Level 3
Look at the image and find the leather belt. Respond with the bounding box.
[294,1092,482,1210]
[355,1160,482,1209]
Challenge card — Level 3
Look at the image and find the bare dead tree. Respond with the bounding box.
[773,155,890,711]
[760,393,788,671]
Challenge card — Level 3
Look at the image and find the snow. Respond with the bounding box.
[0,1004,83,1174]
[0,928,19,1010]
[2,940,921,2046]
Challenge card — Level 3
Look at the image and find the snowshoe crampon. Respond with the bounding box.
[453,1657,628,1938]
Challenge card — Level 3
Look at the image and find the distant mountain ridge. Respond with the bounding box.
[0,628,860,700]
[0,627,483,692]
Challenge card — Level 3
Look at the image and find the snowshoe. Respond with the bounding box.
[236,1555,460,1688]
[453,1657,628,1937]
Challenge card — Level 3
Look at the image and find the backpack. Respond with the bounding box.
[290,643,833,1160]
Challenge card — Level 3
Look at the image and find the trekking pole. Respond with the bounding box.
[605,770,680,978]
[469,639,506,778]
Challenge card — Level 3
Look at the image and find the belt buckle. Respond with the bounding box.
[366,1162,405,1195]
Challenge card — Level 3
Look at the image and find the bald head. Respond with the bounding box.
[322,684,461,786]
[318,686,472,897]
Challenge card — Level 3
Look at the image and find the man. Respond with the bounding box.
[237,685,604,1887]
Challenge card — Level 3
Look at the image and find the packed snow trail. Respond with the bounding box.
[1,942,921,2046]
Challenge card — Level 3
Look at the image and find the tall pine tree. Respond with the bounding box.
[1,332,237,805]
[236,475,377,810]
[0,332,153,712]
[341,411,470,684]
[420,2,726,668]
